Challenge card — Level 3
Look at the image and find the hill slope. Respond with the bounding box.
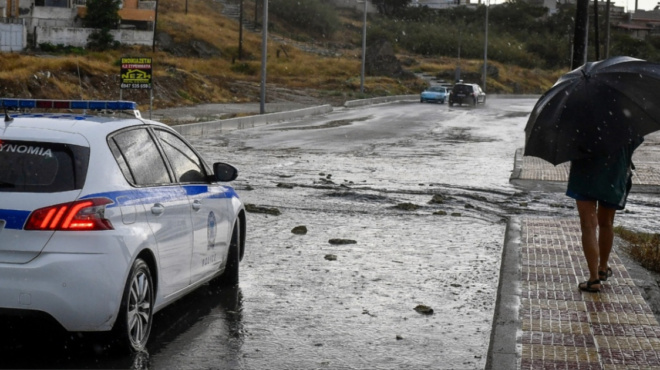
[0,0,563,110]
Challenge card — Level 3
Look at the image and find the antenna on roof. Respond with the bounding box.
[3,105,12,123]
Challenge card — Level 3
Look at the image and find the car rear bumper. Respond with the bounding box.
[0,237,132,332]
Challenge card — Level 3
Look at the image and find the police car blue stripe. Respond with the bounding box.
[83,185,236,206]
[182,185,237,199]
[0,209,31,230]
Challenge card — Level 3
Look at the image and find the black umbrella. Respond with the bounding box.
[524,56,660,165]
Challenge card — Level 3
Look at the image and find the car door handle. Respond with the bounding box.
[192,200,202,211]
[151,203,165,215]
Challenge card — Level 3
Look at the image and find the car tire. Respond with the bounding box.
[112,258,154,354]
[212,221,241,287]
[420,98,424,103]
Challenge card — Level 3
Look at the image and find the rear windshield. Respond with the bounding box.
[453,85,474,93]
[0,140,89,192]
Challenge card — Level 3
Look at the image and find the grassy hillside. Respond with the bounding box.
[0,0,564,110]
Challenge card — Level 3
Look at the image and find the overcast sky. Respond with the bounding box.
[617,0,659,11]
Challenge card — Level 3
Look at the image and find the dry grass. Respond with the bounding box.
[615,226,660,273]
[0,0,562,109]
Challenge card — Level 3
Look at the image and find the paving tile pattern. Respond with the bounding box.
[520,217,660,369]
[517,132,660,186]
[519,157,570,182]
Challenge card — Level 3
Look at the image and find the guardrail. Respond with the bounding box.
[172,104,333,136]
[172,94,541,136]
[344,94,418,108]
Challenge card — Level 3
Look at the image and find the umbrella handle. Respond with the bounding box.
[581,69,590,81]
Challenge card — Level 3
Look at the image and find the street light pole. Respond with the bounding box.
[260,0,268,114]
[455,30,461,82]
[238,0,243,60]
[360,0,367,94]
[482,0,489,93]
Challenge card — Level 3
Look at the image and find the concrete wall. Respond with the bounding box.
[36,26,153,46]
[172,105,334,137]
[29,6,78,29]
[0,21,26,51]
[327,0,377,13]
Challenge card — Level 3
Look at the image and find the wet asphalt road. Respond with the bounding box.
[1,99,582,369]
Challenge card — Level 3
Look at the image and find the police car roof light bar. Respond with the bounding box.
[0,99,141,118]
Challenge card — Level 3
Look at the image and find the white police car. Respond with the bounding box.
[0,99,245,353]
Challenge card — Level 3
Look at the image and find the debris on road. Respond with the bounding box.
[324,254,338,261]
[245,204,281,215]
[414,305,434,315]
[291,226,308,234]
[328,239,357,245]
[429,194,446,204]
[395,202,419,211]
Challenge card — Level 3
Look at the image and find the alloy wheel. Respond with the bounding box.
[127,267,153,348]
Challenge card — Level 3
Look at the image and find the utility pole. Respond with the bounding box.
[152,0,159,52]
[456,30,462,82]
[593,0,600,60]
[360,0,367,94]
[255,0,259,29]
[260,0,268,114]
[238,0,244,60]
[572,0,589,69]
[482,0,489,92]
[605,0,611,58]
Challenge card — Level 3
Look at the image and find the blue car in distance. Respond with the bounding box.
[420,85,448,104]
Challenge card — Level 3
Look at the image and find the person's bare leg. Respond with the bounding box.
[576,200,600,288]
[597,203,617,275]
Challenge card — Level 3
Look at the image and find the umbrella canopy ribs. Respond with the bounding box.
[525,56,660,166]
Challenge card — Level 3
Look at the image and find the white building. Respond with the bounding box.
[412,0,480,8]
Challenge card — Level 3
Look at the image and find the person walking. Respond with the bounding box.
[566,137,643,293]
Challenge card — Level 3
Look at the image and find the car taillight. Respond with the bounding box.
[25,198,114,231]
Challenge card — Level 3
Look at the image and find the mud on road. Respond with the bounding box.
[174,100,565,369]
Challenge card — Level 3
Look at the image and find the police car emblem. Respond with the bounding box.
[207,211,217,249]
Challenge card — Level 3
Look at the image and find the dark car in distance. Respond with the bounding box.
[448,83,486,107]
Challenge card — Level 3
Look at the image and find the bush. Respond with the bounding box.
[230,62,258,76]
[615,226,660,273]
[609,33,660,61]
[38,42,86,55]
[86,28,119,51]
[270,0,339,37]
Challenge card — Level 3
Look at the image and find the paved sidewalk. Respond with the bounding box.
[489,217,660,369]
[492,134,660,369]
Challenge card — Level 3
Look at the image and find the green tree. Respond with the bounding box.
[372,0,412,17]
[83,0,121,50]
[83,0,121,29]
[609,33,660,61]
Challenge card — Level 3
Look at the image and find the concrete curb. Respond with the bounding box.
[486,216,521,370]
[509,148,567,193]
[344,94,418,108]
[171,104,333,136]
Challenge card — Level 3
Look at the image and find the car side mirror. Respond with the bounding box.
[213,162,238,182]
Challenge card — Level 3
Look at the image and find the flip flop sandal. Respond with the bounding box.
[578,279,601,293]
[598,268,613,281]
